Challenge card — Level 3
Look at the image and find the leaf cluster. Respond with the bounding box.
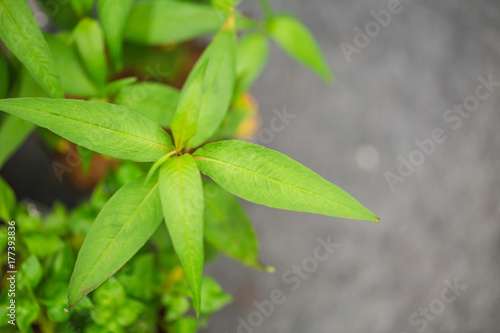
[0,0,377,329]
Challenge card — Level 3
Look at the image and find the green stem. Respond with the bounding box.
[145,150,177,183]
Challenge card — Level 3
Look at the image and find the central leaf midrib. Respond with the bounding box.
[8,104,172,152]
[176,157,199,299]
[195,156,371,218]
[71,183,159,303]
[0,1,60,97]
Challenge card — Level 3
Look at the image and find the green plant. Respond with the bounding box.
[0,0,378,331]
[0,167,231,332]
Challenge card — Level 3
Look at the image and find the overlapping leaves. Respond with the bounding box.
[0,0,376,323]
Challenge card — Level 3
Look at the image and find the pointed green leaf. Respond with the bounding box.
[171,61,208,150]
[73,18,108,91]
[98,0,134,71]
[124,0,225,45]
[203,180,263,269]
[0,0,64,98]
[0,98,174,161]
[235,33,268,95]
[269,15,333,82]
[115,82,180,127]
[194,140,378,222]
[159,154,204,316]
[68,175,163,310]
[0,114,35,168]
[45,32,99,98]
[187,18,237,148]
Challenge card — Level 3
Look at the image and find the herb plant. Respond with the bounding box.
[0,0,378,331]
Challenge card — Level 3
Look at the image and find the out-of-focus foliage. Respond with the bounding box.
[0,171,231,333]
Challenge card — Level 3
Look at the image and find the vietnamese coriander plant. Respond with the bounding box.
[0,0,378,331]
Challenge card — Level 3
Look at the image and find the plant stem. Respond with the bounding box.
[145,150,177,183]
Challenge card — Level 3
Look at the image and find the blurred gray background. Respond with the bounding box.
[203,1,500,332]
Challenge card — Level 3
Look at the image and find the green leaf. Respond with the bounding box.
[269,14,333,82]
[24,233,64,258]
[115,82,179,128]
[45,32,99,98]
[117,253,154,301]
[211,0,239,12]
[159,154,204,317]
[187,17,237,148]
[98,0,134,71]
[0,54,8,98]
[124,0,225,45]
[37,0,79,29]
[203,180,263,269]
[10,66,50,98]
[0,65,55,168]
[70,0,94,17]
[200,276,232,314]
[0,0,64,98]
[0,98,174,162]
[168,317,197,333]
[92,276,125,307]
[171,61,208,150]
[68,175,163,310]
[115,299,145,327]
[0,227,7,251]
[40,280,73,312]
[44,202,67,235]
[73,18,108,91]
[104,77,137,98]
[18,255,42,289]
[235,33,268,95]
[16,288,40,333]
[193,140,378,222]
[0,114,35,168]
[0,176,16,222]
[115,162,143,187]
[48,243,75,281]
[163,295,190,322]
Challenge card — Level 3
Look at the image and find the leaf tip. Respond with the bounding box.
[265,266,276,273]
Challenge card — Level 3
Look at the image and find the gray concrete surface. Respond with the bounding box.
[203,1,500,332]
